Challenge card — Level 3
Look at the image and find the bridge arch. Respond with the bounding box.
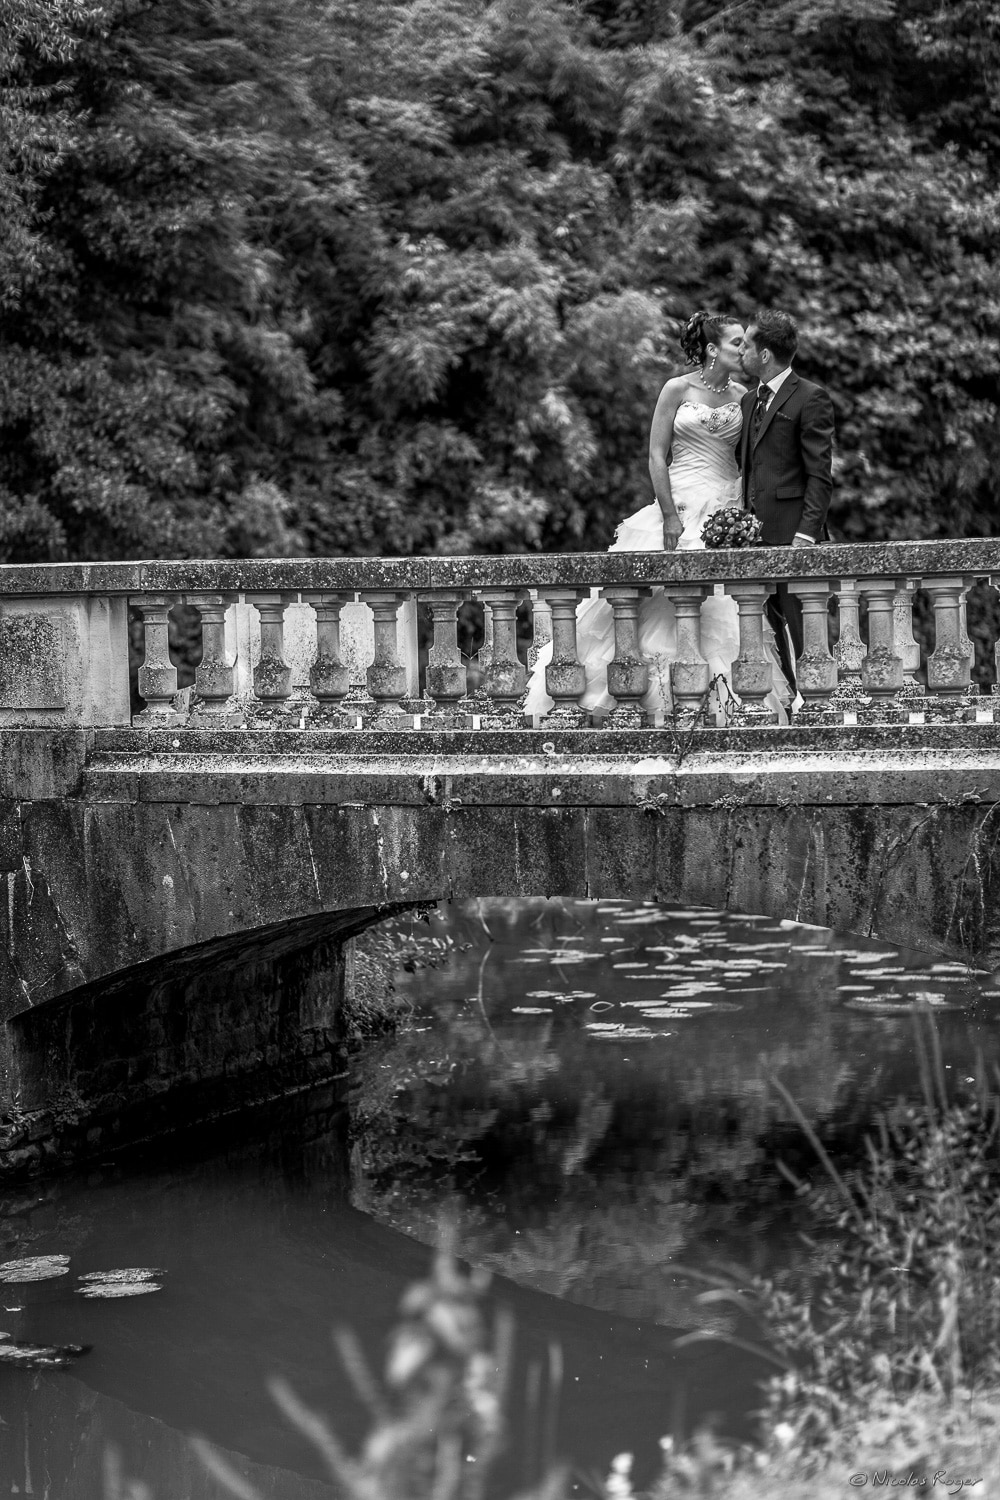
[2,775,998,1175]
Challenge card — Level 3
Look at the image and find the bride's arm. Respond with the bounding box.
[648,379,685,551]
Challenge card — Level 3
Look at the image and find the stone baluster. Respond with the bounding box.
[527,591,552,670]
[788,580,838,715]
[541,589,588,727]
[600,587,649,728]
[361,590,412,727]
[302,592,354,727]
[478,589,528,727]
[833,579,866,688]
[959,582,976,686]
[424,591,470,728]
[725,583,777,724]
[857,580,904,705]
[893,577,922,689]
[666,586,711,722]
[186,593,237,719]
[247,592,295,720]
[134,595,184,723]
[924,576,973,701]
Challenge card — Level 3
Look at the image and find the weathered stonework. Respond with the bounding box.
[0,612,67,709]
[0,908,389,1177]
[2,714,1000,1177]
[0,536,995,598]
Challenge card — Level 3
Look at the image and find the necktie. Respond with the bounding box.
[754,386,770,428]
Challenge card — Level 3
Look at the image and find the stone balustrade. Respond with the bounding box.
[0,540,998,731]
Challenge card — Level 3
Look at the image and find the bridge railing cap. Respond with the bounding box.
[0,538,996,596]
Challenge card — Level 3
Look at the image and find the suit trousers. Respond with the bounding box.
[765,583,803,696]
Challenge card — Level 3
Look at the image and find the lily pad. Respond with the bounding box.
[0,1336,89,1367]
[727,943,789,952]
[788,947,866,957]
[77,1282,163,1298]
[0,1255,70,1283]
[586,1023,660,1040]
[76,1268,165,1298]
[633,1006,691,1019]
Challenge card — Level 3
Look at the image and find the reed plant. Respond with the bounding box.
[658,1009,1000,1491]
[753,1016,1000,1444]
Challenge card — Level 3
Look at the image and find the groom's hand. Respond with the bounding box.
[792,532,816,547]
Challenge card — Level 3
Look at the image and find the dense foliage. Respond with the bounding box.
[1,0,998,562]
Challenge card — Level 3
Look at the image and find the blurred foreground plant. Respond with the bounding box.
[190,1227,567,1500]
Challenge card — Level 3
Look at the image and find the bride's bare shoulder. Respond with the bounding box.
[654,374,694,406]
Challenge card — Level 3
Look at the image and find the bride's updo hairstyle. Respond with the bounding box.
[680,310,740,366]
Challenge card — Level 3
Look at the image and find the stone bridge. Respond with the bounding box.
[0,539,998,1171]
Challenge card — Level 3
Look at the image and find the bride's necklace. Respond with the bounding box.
[698,367,732,394]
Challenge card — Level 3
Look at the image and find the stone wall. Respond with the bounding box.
[0,916,370,1177]
[2,719,1000,1175]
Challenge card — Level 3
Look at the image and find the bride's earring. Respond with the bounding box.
[708,355,717,372]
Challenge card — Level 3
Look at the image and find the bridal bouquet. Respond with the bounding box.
[700,507,763,549]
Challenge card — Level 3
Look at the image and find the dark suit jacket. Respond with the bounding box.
[738,372,835,545]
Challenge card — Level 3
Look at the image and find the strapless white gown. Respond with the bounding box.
[524,400,790,722]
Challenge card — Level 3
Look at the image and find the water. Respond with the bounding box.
[1,901,998,1497]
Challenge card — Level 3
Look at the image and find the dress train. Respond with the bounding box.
[523,502,793,723]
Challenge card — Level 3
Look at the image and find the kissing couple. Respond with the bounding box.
[524,308,835,723]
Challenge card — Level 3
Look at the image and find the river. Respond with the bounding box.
[1,899,997,1497]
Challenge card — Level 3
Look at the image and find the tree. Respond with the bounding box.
[0,0,995,562]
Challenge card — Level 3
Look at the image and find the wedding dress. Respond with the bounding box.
[523,399,789,722]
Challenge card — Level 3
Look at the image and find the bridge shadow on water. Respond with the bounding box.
[0,1074,768,1498]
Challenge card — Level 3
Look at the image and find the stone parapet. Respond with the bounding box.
[0,540,995,732]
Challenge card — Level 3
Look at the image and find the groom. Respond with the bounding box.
[737,310,835,692]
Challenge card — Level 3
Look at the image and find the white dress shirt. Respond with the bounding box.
[757,363,793,409]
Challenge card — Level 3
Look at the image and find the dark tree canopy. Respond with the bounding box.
[0,0,997,561]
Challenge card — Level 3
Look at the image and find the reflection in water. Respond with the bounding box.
[351,899,1000,1336]
[2,1373,336,1499]
[0,900,997,1497]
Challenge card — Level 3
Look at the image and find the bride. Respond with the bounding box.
[524,310,789,723]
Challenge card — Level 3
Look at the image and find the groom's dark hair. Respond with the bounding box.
[753,310,799,365]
